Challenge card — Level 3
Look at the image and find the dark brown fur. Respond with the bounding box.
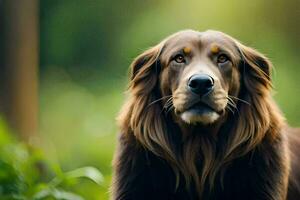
[111,30,300,200]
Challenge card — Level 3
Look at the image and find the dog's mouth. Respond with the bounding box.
[180,100,224,115]
[177,101,223,124]
[185,102,217,115]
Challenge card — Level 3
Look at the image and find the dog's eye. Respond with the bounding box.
[217,54,229,63]
[174,54,185,63]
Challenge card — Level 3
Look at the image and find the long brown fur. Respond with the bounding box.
[111,30,300,200]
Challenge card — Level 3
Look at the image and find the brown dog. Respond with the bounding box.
[111,30,300,200]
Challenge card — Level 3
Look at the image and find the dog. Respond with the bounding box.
[111,30,300,200]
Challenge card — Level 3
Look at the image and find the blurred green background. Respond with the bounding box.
[0,0,299,199]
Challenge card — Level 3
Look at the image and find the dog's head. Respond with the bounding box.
[128,30,272,126]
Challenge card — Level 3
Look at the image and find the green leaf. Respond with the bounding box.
[33,188,84,200]
[64,167,104,185]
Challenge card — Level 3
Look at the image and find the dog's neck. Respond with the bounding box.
[170,109,229,139]
[176,114,228,140]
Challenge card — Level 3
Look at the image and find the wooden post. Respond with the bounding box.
[0,0,39,141]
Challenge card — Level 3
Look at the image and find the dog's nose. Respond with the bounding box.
[188,74,214,96]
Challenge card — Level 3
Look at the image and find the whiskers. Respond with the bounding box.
[225,95,250,115]
[148,95,174,115]
[226,96,238,115]
[148,95,172,107]
[163,96,175,115]
[148,94,250,116]
[228,95,250,106]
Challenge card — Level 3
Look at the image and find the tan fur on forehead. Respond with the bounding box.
[183,47,192,54]
[210,43,220,54]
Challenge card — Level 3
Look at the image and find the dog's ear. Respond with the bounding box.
[119,41,181,177]
[129,43,164,94]
[236,43,273,95]
[223,41,278,162]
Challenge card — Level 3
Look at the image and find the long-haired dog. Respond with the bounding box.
[111,30,300,200]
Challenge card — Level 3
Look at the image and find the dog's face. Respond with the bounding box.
[129,29,271,126]
[159,30,241,124]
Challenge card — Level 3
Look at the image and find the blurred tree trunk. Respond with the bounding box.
[0,0,39,142]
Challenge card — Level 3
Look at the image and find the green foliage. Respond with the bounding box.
[0,118,104,200]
